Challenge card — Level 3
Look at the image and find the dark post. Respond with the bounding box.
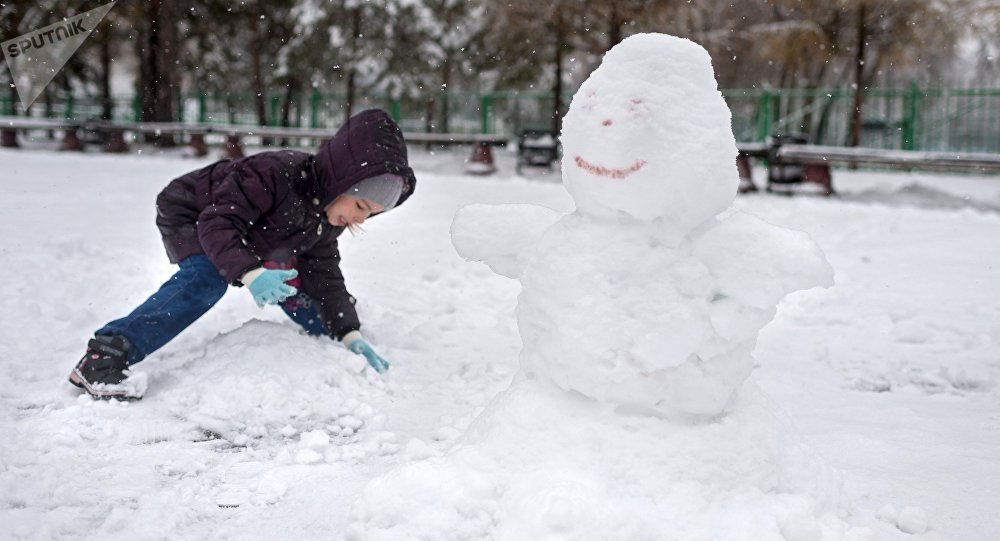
[60,127,84,151]
[188,132,208,157]
[224,134,244,159]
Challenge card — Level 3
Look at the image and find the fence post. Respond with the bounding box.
[390,98,400,123]
[65,94,74,120]
[132,93,141,122]
[902,81,920,151]
[0,95,16,147]
[269,95,280,126]
[756,90,772,141]
[480,94,493,134]
[198,93,207,123]
[310,89,320,129]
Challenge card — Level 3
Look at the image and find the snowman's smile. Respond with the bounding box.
[574,155,647,179]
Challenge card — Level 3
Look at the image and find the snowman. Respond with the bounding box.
[451,33,832,419]
[347,34,871,540]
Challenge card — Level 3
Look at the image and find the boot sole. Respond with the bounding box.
[68,368,141,401]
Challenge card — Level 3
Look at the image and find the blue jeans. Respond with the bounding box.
[97,255,328,365]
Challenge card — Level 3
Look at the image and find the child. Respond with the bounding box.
[69,108,417,400]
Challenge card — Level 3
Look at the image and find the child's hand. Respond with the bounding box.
[247,269,299,307]
[348,339,391,374]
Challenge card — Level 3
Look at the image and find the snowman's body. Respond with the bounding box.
[516,214,749,418]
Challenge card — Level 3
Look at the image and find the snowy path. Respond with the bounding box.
[0,148,998,540]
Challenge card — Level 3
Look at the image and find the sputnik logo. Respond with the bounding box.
[574,156,647,180]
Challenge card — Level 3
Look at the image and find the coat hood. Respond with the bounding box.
[313,108,417,211]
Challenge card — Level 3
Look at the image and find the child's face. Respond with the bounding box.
[325,195,385,228]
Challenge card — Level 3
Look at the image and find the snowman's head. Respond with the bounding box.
[561,33,739,230]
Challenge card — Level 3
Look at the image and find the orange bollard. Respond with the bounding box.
[60,127,84,151]
[223,134,244,159]
[188,132,209,157]
[465,142,497,175]
[736,153,757,193]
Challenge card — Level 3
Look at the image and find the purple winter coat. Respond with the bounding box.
[154,109,416,340]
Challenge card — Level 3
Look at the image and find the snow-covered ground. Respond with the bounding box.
[0,146,998,540]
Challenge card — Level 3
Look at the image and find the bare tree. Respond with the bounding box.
[483,0,590,132]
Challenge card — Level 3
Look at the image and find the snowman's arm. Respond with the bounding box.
[692,212,833,308]
[450,203,562,278]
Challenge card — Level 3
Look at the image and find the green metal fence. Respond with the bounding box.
[4,86,1000,153]
[724,85,1000,153]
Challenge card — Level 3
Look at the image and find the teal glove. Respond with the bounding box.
[348,339,391,373]
[248,269,298,307]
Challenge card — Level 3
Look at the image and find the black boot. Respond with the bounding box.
[68,335,141,400]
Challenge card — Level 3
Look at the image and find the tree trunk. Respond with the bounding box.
[551,9,565,134]
[344,7,362,118]
[346,68,356,119]
[99,32,113,120]
[424,97,435,150]
[849,2,868,148]
[140,0,178,145]
[0,6,20,146]
[2,81,19,147]
[608,2,623,49]
[250,3,268,137]
[440,56,452,133]
[279,77,299,146]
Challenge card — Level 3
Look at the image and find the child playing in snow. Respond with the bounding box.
[68,108,417,400]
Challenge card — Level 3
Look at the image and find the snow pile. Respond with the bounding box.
[154,320,386,447]
[347,380,862,541]
[846,182,1000,213]
[347,33,857,539]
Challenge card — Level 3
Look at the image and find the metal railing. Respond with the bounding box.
[4,85,1000,154]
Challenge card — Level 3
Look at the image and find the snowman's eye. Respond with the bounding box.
[627,99,646,117]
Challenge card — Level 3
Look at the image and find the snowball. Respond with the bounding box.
[896,506,930,534]
[780,514,823,541]
[403,438,437,461]
[299,430,331,449]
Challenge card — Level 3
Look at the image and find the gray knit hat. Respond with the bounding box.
[346,173,405,211]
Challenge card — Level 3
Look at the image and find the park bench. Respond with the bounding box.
[737,138,1000,196]
[515,129,560,174]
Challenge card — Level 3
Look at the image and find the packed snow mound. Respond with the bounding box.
[347,380,867,541]
[151,320,386,444]
[561,32,739,231]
